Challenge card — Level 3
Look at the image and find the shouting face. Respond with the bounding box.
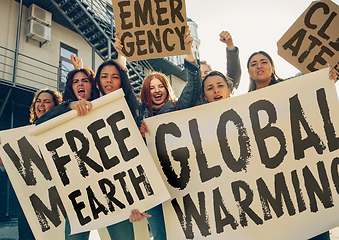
[34,92,56,119]
[150,78,168,106]
[203,75,231,102]
[72,72,93,100]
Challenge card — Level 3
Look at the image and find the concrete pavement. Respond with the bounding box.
[1,218,338,240]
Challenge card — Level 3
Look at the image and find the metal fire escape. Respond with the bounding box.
[49,0,153,95]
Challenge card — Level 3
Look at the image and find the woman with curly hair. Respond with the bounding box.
[17,88,61,240]
[29,89,62,124]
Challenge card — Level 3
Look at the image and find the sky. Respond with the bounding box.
[184,0,339,96]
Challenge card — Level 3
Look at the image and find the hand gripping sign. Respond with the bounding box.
[111,0,190,61]
[28,89,170,234]
[145,69,339,240]
[278,0,339,79]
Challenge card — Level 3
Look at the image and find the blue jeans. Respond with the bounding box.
[65,204,167,240]
[146,204,167,240]
[309,231,330,240]
[18,205,35,240]
[65,216,134,240]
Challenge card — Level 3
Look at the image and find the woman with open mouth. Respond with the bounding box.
[36,54,139,239]
[114,26,201,240]
[246,50,337,240]
[0,88,62,240]
[29,89,63,124]
[202,70,233,103]
[36,68,96,124]
[26,89,62,240]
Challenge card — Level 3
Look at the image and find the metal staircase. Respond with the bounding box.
[49,0,152,96]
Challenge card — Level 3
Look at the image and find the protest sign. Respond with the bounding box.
[28,89,170,234]
[145,68,339,239]
[277,0,339,79]
[0,126,65,240]
[111,0,189,61]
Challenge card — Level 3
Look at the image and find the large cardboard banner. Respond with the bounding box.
[145,68,339,239]
[111,0,190,61]
[28,89,170,234]
[0,126,66,240]
[277,0,339,79]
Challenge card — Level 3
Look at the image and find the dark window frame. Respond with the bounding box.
[59,42,78,93]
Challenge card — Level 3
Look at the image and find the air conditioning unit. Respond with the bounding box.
[27,19,51,43]
[28,4,52,26]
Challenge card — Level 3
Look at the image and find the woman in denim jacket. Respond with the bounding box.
[117,27,201,240]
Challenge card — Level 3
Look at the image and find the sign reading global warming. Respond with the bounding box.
[111,0,190,61]
[277,0,339,80]
[145,69,339,239]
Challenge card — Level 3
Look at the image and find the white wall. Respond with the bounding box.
[0,0,103,90]
[170,74,186,97]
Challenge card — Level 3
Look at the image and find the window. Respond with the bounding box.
[59,43,77,93]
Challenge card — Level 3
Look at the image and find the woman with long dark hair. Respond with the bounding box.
[247,51,337,92]
[246,50,336,240]
[36,59,139,240]
[94,59,138,119]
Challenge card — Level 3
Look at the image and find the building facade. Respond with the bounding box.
[0,0,200,228]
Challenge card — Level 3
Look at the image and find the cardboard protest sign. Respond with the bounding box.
[277,0,339,79]
[28,89,170,234]
[111,0,189,61]
[0,126,66,240]
[145,68,339,239]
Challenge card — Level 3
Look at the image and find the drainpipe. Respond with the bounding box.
[12,0,23,86]
[0,89,12,119]
[108,39,111,60]
[5,101,14,218]
[92,47,95,71]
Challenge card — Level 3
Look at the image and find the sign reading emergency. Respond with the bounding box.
[111,0,190,61]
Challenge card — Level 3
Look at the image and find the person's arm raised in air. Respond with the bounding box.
[113,33,127,69]
[177,26,201,110]
[71,54,83,70]
[184,26,196,64]
[219,31,241,90]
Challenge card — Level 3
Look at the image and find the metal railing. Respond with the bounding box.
[82,0,115,26]
[0,46,60,91]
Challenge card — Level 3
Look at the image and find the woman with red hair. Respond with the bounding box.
[115,27,201,240]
